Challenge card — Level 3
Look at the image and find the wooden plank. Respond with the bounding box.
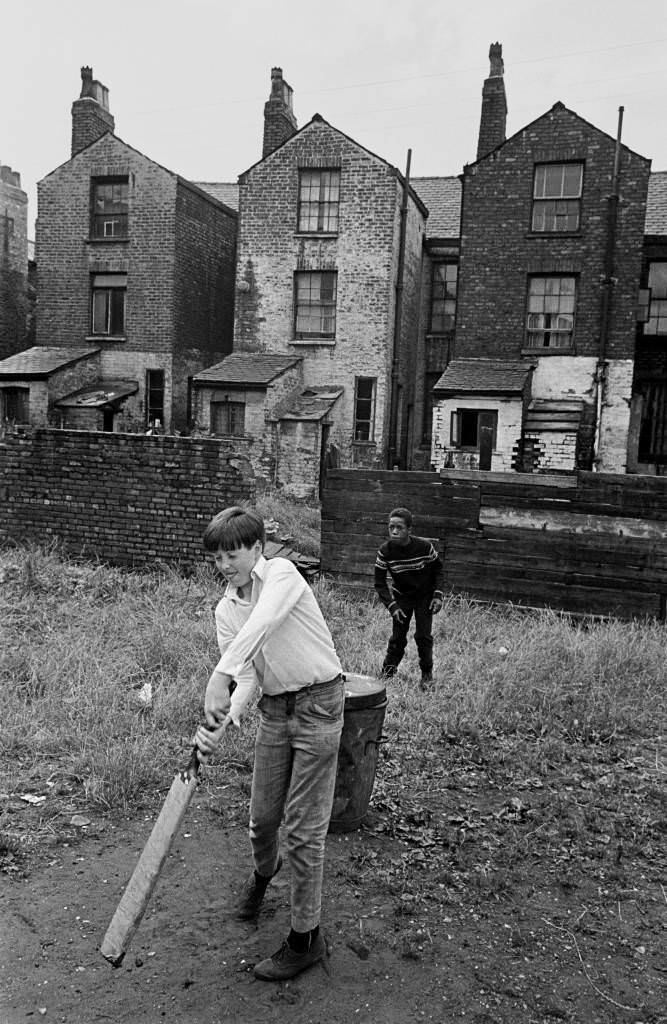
[479,505,667,540]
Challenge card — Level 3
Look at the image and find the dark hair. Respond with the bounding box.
[203,506,265,552]
[389,507,412,528]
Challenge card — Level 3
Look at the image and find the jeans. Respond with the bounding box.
[382,594,433,675]
[249,674,344,932]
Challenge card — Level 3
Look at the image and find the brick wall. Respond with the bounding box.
[0,429,255,566]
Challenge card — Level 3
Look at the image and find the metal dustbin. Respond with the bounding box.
[328,673,388,833]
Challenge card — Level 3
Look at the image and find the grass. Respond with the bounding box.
[1,540,665,818]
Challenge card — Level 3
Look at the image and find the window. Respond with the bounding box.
[430,262,458,333]
[644,263,667,335]
[91,273,126,336]
[91,177,129,238]
[531,163,583,232]
[450,409,497,449]
[294,271,337,338]
[297,169,340,233]
[146,369,165,429]
[211,400,245,436]
[2,387,29,423]
[353,377,376,441]
[638,381,667,463]
[525,276,576,349]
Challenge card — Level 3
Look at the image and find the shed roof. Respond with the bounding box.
[434,359,533,394]
[54,380,138,408]
[0,346,99,380]
[192,352,302,387]
[270,385,344,422]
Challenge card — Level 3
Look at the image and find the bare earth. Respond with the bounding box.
[1,735,665,1024]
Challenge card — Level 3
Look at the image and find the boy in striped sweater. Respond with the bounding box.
[374,507,445,685]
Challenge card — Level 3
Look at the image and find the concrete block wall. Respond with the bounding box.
[0,429,254,567]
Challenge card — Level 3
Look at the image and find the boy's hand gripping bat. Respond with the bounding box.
[100,721,227,966]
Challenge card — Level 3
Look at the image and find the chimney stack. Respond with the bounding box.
[262,67,297,158]
[71,66,115,157]
[476,43,507,161]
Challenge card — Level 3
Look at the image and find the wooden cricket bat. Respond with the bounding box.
[100,725,224,966]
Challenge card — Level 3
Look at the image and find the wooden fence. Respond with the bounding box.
[320,469,667,620]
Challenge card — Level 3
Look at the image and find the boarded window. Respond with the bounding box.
[211,400,245,436]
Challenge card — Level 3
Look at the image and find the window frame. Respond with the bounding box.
[90,176,129,240]
[90,273,127,337]
[145,369,165,429]
[2,386,30,423]
[644,262,667,336]
[210,399,246,437]
[429,261,458,334]
[353,376,376,442]
[531,162,583,233]
[450,408,498,450]
[297,169,340,234]
[294,270,337,340]
[524,274,577,351]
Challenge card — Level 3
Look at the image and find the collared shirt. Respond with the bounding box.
[214,555,342,699]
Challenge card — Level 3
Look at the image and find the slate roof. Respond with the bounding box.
[191,352,302,386]
[269,385,344,422]
[434,359,533,394]
[54,380,138,408]
[646,172,667,234]
[192,182,239,211]
[412,176,462,238]
[0,346,99,379]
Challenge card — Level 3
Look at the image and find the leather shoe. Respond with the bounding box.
[254,932,326,981]
[234,855,282,920]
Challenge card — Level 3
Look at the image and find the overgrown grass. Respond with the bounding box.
[1,543,665,815]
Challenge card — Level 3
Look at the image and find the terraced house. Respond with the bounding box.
[0,67,236,433]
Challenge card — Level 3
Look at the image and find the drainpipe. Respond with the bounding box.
[593,105,624,470]
[387,149,411,469]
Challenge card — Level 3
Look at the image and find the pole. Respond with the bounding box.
[387,149,411,469]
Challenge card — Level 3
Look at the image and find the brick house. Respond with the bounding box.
[0,67,237,433]
[0,163,33,363]
[203,68,428,498]
[428,45,660,476]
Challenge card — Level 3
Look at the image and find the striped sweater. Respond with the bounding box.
[374,535,445,613]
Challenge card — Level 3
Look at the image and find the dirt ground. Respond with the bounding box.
[1,734,665,1024]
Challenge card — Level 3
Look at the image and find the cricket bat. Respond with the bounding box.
[100,723,225,966]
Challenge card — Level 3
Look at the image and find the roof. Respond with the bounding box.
[434,359,534,394]
[269,385,344,422]
[646,172,667,234]
[191,352,302,387]
[54,380,138,409]
[412,177,462,238]
[0,346,99,380]
[193,182,239,211]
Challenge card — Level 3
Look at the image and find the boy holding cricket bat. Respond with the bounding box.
[194,506,343,981]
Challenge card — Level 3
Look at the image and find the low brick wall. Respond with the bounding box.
[0,428,255,567]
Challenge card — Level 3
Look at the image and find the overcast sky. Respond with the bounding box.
[4,0,667,237]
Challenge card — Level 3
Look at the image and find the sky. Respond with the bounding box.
[4,0,667,238]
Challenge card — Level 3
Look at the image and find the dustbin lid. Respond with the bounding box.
[343,673,386,709]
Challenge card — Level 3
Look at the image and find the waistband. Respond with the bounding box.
[263,673,342,703]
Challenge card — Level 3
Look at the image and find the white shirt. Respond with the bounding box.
[214,555,342,721]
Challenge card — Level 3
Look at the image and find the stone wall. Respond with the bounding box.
[0,429,254,567]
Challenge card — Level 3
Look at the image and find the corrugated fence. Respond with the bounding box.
[321,469,667,620]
